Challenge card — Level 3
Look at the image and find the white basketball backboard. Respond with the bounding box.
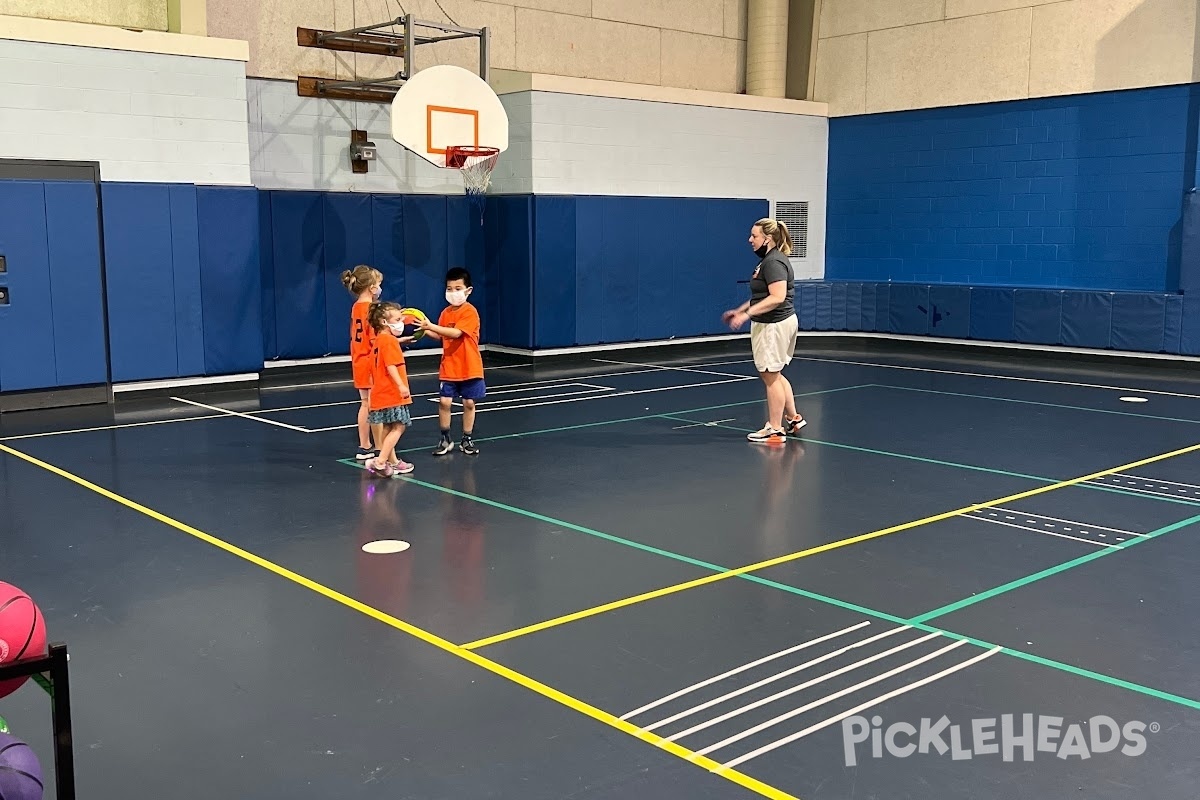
[390,65,509,168]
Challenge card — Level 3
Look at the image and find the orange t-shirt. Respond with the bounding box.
[350,301,375,361]
[438,302,484,381]
[370,331,412,411]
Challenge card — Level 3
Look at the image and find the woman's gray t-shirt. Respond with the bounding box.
[749,249,796,323]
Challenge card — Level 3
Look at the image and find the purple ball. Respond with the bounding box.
[0,732,43,800]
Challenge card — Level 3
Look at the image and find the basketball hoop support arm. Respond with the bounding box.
[298,14,490,102]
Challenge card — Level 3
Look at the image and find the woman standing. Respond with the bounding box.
[723,217,806,444]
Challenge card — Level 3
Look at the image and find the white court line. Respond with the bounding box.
[717,646,1003,771]
[965,512,1122,547]
[0,414,225,441]
[433,386,615,407]
[620,621,871,722]
[790,355,1200,400]
[261,362,533,391]
[656,629,932,739]
[302,376,757,433]
[170,397,311,432]
[693,639,972,759]
[671,418,738,430]
[974,507,1143,537]
[594,358,752,379]
[1116,473,1200,492]
[238,383,618,415]
[1084,478,1200,503]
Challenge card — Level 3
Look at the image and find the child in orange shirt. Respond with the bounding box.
[415,267,485,456]
[366,302,415,477]
[342,265,384,461]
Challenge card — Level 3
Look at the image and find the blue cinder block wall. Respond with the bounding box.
[819,82,1200,355]
[827,83,1200,291]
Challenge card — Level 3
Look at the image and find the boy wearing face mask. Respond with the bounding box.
[416,267,486,456]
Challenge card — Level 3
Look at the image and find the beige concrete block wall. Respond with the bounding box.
[205,0,749,94]
[813,0,1200,116]
[0,0,168,31]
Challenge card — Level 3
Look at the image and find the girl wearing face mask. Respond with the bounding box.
[343,265,385,461]
[722,218,805,444]
[415,267,486,456]
[364,302,415,477]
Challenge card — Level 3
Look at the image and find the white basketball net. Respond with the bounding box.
[448,147,499,196]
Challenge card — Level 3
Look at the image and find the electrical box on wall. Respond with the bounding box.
[0,254,6,272]
[0,287,9,305]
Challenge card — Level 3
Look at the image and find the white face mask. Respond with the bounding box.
[371,284,382,299]
[445,289,469,306]
[386,321,406,337]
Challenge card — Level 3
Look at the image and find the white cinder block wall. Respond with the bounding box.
[0,38,251,185]
[524,91,828,278]
[246,77,827,277]
[248,78,533,195]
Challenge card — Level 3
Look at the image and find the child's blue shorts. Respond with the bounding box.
[440,378,487,400]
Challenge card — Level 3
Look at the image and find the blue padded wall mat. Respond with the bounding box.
[197,187,263,375]
[169,185,206,377]
[44,181,107,387]
[0,181,57,391]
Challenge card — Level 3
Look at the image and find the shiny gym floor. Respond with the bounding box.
[2,341,1200,800]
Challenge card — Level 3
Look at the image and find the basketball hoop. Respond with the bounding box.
[447,145,498,224]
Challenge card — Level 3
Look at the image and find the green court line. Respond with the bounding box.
[878,383,1200,427]
[910,512,1200,624]
[340,457,1200,712]
[361,383,874,457]
[659,413,1200,509]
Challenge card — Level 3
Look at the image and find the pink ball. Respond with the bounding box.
[0,582,47,700]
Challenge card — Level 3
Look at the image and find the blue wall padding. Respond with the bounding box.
[572,196,607,346]
[928,285,970,338]
[101,182,180,382]
[1013,289,1062,344]
[1110,292,1166,352]
[814,283,834,330]
[197,187,263,375]
[268,191,325,358]
[1182,295,1200,355]
[44,181,107,387]
[322,193,374,355]
[634,197,676,342]
[859,283,877,330]
[485,195,533,348]
[532,195,577,348]
[969,287,1015,341]
[401,195,447,313]
[168,185,206,377]
[888,284,930,335]
[830,282,848,330]
[0,181,57,391]
[873,284,891,333]
[369,195,408,307]
[1059,291,1112,349]
[258,192,277,361]
[843,283,862,331]
[1164,295,1184,354]
[446,195,487,330]
[797,282,817,330]
[796,280,1190,355]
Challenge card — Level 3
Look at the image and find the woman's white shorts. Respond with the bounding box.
[750,314,799,373]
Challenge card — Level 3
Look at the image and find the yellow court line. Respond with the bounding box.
[0,443,797,800]
[462,438,1200,650]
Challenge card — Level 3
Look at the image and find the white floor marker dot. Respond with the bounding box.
[1120,397,1148,403]
[362,539,411,554]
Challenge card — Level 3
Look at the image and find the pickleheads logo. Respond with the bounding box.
[842,714,1156,766]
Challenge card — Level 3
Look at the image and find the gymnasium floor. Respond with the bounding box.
[2,340,1200,800]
